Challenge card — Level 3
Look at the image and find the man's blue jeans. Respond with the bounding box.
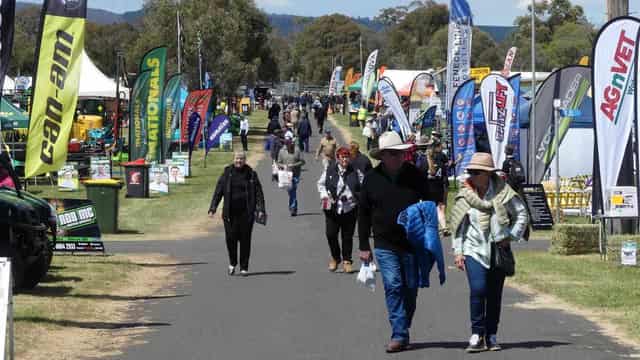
[375,248,418,343]
[288,176,299,211]
[464,256,506,336]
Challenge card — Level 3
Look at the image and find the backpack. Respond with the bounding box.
[506,159,526,186]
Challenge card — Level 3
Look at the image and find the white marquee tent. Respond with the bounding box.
[79,50,129,99]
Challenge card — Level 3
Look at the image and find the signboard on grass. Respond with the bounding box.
[90,157,111,180]
[46,199,103,252]
[167,160,185,184]
[622,241,637,266]
[149,164,169,194]
[57,164,79,191]
[521,184,554,230]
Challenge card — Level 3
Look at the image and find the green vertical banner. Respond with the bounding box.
[162,73,183,161]
[129,71,151,161]
[139,46,167,162]
[25,0,87,178]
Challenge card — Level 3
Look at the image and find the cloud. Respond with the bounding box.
[516,0,550,10]
[255,0,292,9]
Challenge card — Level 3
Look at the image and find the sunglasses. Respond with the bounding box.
[383,150,405,157]
[466,170,487,176]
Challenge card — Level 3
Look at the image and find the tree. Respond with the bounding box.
[85,22,140,76]
[292,14,364,84]
[10,5,40,76]
[384,3,448,68]
[542,23,595,69]
[134,0,276,96]
[506,0,593,71]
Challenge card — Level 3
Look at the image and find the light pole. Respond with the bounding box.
[529,0,536,183]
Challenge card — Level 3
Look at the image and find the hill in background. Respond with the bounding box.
[16,2,515,43]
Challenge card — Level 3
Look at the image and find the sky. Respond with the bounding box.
[18,0,640,27]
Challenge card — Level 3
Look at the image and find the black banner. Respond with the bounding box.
[0,0,15,93]
[46,198,104,252]
[521,184,554,230]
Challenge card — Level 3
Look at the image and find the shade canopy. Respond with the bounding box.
[78,50,129,100]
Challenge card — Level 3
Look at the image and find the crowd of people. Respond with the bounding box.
[209,93,530,354]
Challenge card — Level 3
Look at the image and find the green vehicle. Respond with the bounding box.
[0,154,56,290]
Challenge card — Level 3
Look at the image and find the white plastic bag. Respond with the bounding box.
[357,263,376,291]
[271,161,278,176]
[362,126,372,138]
[278,170,293,189]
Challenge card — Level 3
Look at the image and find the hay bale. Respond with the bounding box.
[550,224,600,255]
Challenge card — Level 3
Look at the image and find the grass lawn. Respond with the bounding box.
[513,251,640,343]
[331,112,369,147]
[15,253,178,358]
[26,110,269,240]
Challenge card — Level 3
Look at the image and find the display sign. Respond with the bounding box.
[521,184,554,230]
[57,164,79,191]
[172,152,190,177]
[46,198,104,252]
[470,67,491,84]
[149,164,169,194]
[605,186,638,218]
[621,240,637,266]
[167,159,185,184]
[220,132,233,152]
[90,156,111,180]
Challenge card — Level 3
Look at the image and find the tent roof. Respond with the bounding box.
[381,70,437,96]
[3,76,14,92]
[0,96,28,129]
[79,50,129,99]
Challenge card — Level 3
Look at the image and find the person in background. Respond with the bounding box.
[451,152,528,352]
[270,129,285,181]
[349,141,372,175]
[239,116,250,151]
[209,151,266,276]
[268,101,281,121]
[502,145,525,194]
[290,106,300,131]
[297,111,313,153]
[277,139,306,216]
[358,131,443,353]
[315,128,337,168]
[429,139,450,235]
[317,146,363,273]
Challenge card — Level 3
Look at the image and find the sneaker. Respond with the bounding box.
[228,265,235,276]
[240,270,249,277]
[328,258,338,272]
[486,335,501,351]
[290,208,297,217]
[466,334,487,353]
[343,261,353,274]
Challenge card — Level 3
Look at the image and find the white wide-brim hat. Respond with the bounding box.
[369,131,413,160]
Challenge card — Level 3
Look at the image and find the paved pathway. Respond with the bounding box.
[106,126,635,360]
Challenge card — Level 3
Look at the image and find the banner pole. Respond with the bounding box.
[553,99,561,223]
[529,0,536,183]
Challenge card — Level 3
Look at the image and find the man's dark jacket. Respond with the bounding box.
[351,152,372,175]
[210,165,265,222]
[358,162,441,253]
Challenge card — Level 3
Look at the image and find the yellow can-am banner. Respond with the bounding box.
[26,0,86,178]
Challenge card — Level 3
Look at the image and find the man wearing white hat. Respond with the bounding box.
[358,131,444,353]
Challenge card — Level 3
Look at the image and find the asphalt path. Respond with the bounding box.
[105,126,635,360]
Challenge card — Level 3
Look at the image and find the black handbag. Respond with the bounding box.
[491,243,515,277]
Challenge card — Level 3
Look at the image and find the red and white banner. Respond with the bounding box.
[480,74,515,168]
[501,47,517,77]
[593,17,639,206]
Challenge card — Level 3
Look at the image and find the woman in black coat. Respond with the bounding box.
[209,152,266,276]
